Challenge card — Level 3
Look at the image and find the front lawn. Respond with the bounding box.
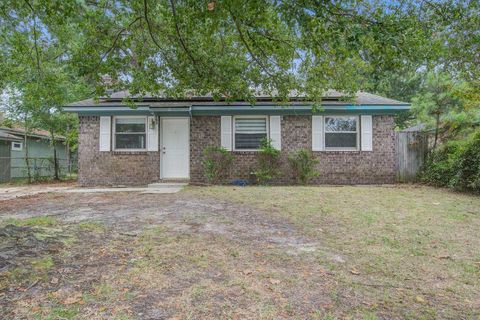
[0,186,479,319]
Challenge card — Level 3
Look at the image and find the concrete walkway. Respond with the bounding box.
[0,186,73,201]
[59,187,183,194]
[0,184,184,201]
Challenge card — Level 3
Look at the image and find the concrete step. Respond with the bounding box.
[147,182,188,189]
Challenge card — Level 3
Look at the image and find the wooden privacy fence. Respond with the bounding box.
[396,131,429,182]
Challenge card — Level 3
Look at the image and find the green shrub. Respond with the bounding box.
[457,130,480,190]
[288,149,320,184]
[254,138,281,185]
[202,146,233,184]
[421,140,464,187]
[421,129,480,192]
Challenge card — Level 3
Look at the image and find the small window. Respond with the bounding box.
[324,116,358,150]
[114,117,146,150]
[234,117,268,150]
[11,142,23,151]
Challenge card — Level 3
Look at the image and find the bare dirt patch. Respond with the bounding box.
[0,186,479,319]
[0,180,76,201]
[0,224,63,273]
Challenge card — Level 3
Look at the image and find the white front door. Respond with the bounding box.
[161,118,190,179]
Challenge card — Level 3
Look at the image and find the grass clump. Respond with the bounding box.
[5,216,57,227]
[39,305,80,320]
[32,256,54,272]
[78,221,105,232]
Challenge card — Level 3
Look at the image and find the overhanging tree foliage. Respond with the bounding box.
[4,0,475,101]
[0,1,478,148]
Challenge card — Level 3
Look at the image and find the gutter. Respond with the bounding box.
[64,104,410,116]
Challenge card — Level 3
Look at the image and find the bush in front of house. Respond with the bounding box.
[288,149,320,184]
[421,128,480,192]
[202,146,234,184]
[254,138,281,185]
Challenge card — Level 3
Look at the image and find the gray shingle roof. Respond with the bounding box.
[67,90,409,108]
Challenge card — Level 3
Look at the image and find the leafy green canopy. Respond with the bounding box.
[3,0,477,103]
[410,72,479,140]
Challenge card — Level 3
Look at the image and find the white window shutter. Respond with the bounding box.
[269,116,281,150]
[147,116,159,151]
[312,116,324,151]
[361,115,373,151]
[99,116,111,151]
[221,116,232,151]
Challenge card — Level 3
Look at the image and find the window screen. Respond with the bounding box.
[324,116,357,149]
[234,117,267,150]
[114,117,146,150]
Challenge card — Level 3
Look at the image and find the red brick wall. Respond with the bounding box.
[190,115,396,184]
[190,116,259,182]
[78,116,160,186]
[285,115,396,184]
[79,115,396,186]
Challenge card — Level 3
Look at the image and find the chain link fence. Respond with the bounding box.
[0,156,77,183]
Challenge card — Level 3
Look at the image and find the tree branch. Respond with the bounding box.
[143,0,165,52]
[101,16,142,60]
[245,29,283,69]
[242,23,296,49]
[23,0,41,77]
[230,12,276,79]
[421,0,451,22]
[167,0,202,77]
[142,0,183,78]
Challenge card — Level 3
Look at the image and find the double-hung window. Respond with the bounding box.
[114,117,147,150]
[324,116,358,150]
[234,117,268,150]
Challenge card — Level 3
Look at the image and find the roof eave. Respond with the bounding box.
[64,104,410,116]
[0,135,23,142]
[0,128,65,141]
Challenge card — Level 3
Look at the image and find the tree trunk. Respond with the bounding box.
[50,130,59,180]
[53,146,59,180]
[23,123,32,183]
[66,124,71,174]
[433,112,440,149]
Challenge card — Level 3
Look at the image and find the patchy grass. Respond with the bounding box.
[31,256,54,271]
[4,216,57,227]
[78,221,105,232]
[1,185,479,319]
[186,185,480,318]
[33,305,80,320]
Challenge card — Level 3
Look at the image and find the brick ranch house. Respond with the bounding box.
[64,91,410,186]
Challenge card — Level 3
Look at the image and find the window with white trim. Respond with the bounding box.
[11,141,23,151]
[234,117,268,150]
[114,117,147,150]
[324,116,358,150]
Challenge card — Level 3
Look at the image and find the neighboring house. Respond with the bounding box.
[0,130,23,182]
[64,90,410,186]
[0,127,68,181]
